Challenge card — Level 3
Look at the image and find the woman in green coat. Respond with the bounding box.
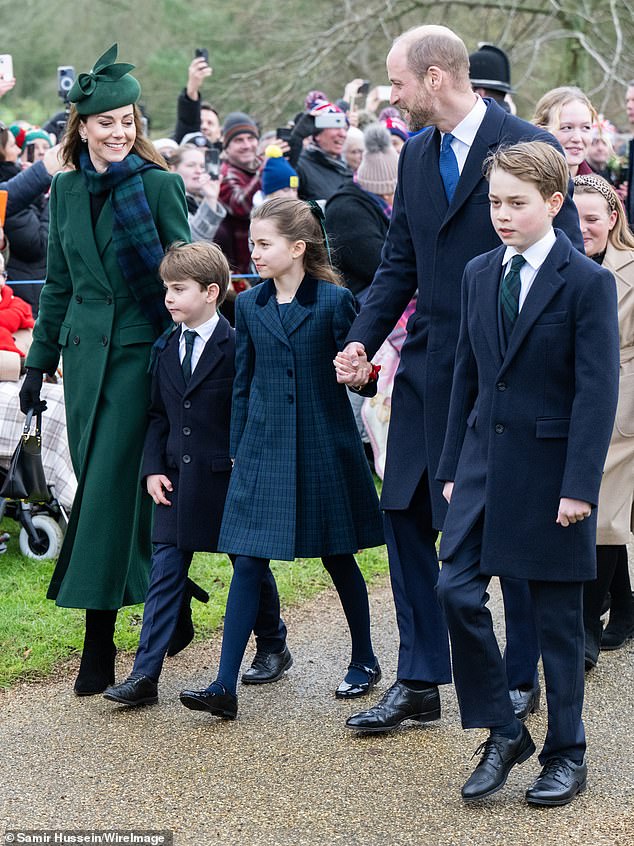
[19,45,190,695]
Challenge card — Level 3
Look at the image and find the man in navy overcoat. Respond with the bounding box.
[339,24,584,733]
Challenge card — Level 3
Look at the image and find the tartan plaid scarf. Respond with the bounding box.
[80,151,168,336]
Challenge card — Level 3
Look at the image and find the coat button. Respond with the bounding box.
[183,426,191,436]
[496,381,507,391]
[101,335,108,346]
[72,335,80,345]
[182,455,191,464]
[75,295,82,304]
[106,296,113,305]
[183,400,191,409]
[287,395,294,404]
[495,423,505,434]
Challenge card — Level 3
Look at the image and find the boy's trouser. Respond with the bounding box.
[436,516,586,765]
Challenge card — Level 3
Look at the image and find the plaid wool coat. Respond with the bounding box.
[218,275,384,561]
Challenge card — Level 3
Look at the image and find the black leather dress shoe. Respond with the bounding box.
[509,686,541,721]
[462,724,535,801]
[241,646,293,685]
[525,757,587,806]
[345,680,441,732]
[601,598,634,650]
[335,660,382,699]
[179,683,238,719]
[103,673,158,706]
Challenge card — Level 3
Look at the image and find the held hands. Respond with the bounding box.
[556,497,591,527]
[147,474,173,506]
[334,342,371,388]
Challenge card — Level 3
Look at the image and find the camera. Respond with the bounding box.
[57,66,75,102]
[314,112,347,130]
[195,48,209,64]
[205,148,220,179]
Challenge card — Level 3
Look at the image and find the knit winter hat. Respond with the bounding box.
[9,124,28,150]
[304,90,328,111]
[222,112,259,148]
[382,116,409,143]
[24,129,52,148]
[357,124,399,195]
[261,145,299,196]
[68,44,141,115]
[310,100,348,136]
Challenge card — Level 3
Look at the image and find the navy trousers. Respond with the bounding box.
[436,517,586,764]
[133,543,287,681]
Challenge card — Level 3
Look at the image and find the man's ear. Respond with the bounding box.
[547,191,564,218]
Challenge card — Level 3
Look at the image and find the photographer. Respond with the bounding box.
[292,101,353,203]
[169,143,225,242]
[174,54,221,150]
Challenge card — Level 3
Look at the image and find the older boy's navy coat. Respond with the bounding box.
[437,231,619,581]
[218,276,384,561]
[142,315,234,552]
[347,98,583,527]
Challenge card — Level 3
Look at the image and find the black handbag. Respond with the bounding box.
[0,409,51,503]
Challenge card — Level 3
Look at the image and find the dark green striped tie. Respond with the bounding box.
[181,329,197,382]
[500,254,526,338]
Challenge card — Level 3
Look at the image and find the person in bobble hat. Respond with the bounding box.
[19,44,191,696]
[260,145,299,199]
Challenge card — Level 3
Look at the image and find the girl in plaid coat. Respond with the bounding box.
[180,198,384,720]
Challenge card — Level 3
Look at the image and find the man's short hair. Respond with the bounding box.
[160,241,230,304]
[483,141,569,199]
[397,25,470,87]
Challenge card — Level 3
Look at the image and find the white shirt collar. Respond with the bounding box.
[502,228,557,272]
[180,312,220,345]
[446,95,487,148]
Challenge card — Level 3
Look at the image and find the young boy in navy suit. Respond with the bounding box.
[103,242,288,707]
[435,142,619,806]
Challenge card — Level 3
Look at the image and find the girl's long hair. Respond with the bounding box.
[251,197,342,285]
[61,104,167,170]
[573,175,634,251]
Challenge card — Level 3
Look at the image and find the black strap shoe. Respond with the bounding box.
[509,686,541,721]
[335,660,382,699]
[461,724,535,801]
[103,673,158,706]
[525,757,587,806]
[241,646,293,685]
[345,680,441,732]
[179,683,238,720]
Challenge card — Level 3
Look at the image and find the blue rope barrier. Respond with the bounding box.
[9,274,261,288]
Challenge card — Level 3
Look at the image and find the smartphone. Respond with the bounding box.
[57,66,76,101]
[25,144,36,163]
[276,127,292,142]
[314,112,347,130]
[377,85,392,101]
[195,48,209,64]
[0,190,7,227]
[205,147,220,179]
[0,54,13,80]
[357,80,370,96]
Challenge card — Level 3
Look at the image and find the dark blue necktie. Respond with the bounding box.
[181,329,197,382]
[500,254,526,341]
[439,132,459,202]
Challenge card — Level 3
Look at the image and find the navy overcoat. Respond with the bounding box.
[346,98,584,527]
[142,316,235,552]
[436,232,619,581]
[218,275,384,561]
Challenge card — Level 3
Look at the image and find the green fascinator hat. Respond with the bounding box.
[68,44,141,115]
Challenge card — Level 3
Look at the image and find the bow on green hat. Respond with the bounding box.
[68,44,141,115]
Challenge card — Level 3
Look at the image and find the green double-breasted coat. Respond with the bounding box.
[26,167,190,609]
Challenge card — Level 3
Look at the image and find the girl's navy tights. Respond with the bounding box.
[214,553,375,696]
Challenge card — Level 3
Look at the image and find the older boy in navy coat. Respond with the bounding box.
[435,142,619,806]
[104,242,288,707]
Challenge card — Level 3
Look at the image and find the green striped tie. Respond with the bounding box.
[500,254,526,336]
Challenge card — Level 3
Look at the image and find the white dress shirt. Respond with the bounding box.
[501,228,557,312]
[179,313,220,375]
[441,95,488,174]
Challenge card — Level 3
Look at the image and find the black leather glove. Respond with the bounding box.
[19,367,47,415]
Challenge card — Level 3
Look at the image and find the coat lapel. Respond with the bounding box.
[65,183,111,291]
[185,315,231,395]
[476,247,505,367]
[254,275,319,345]
[498,233,570,374]
[162,330,186,393]
[94,199,114,257]
[604,243,634,305]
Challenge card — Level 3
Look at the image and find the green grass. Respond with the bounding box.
[0,516,388,689]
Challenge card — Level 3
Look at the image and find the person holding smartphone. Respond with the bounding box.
[169,143,225,243]
[294,101,353,203]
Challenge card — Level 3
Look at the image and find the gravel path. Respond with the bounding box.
[1,577,633,846]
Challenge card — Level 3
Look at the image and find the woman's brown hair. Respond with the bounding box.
[573,175,634,251]
[61,104,167,170]
[251,197,342,286]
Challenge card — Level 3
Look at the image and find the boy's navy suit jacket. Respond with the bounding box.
[142,314,235,552]
[437,230,619,582]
